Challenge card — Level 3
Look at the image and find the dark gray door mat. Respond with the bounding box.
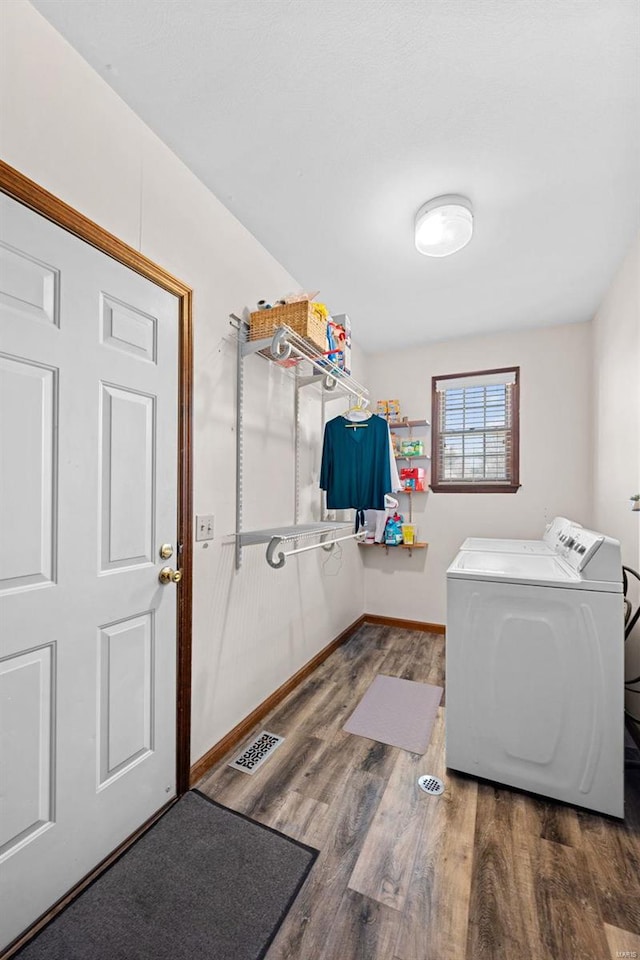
[15,790,317,960]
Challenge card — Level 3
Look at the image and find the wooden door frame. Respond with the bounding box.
[0,160,194,796]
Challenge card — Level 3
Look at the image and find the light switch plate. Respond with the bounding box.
[196,514,214,541]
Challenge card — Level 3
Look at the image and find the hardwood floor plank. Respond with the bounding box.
[266,770,388,960]
[347,743,430,911]
[377,632,430,679]
[318,890,400,960]
[299,730,395,806]
[577,771,640,936]
[533,839,610,960]
[261,788,329,847]
[312,629,394,741]
[394,711,478,960]
[311,694,363,742]
[315,626,390,685]
[538,802,581,847]
[466,784,544,960]
[409,635,439,684]
[265,674,339,735]
[516,793,582,848]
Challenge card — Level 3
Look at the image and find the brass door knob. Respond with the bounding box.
[159,566,182,585]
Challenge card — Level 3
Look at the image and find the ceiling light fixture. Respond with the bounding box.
[414,195,473,257]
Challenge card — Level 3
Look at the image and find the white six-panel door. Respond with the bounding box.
[0,194,180,949]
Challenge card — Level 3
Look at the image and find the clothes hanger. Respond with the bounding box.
[343,395,372,428]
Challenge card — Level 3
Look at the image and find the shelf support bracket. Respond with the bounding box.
[235,316,246,570]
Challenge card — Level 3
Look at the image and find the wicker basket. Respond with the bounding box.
[249,301,327,352]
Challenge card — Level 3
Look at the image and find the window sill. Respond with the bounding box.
[429,483,521,494]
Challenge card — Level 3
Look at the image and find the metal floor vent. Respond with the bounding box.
[418,774,445,796]
[228,730,284,775]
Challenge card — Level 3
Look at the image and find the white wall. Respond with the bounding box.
[591,235,640,722]
[0,0,365,765]
[363,321,593,623]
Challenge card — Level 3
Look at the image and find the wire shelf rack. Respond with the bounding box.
[230,316,370,569]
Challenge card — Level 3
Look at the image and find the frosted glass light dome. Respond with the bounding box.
[415,195,473,257]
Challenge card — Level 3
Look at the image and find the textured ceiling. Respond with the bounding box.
[32,0,640,350]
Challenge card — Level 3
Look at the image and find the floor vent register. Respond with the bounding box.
[228,731,285,774]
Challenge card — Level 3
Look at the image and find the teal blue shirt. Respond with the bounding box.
[320,414,392,510]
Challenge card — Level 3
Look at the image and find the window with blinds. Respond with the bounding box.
[431,367,520,493]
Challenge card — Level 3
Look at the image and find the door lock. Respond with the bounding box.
[159,566,182,585]
[159,544,174,560]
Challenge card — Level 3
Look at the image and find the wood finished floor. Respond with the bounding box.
[197,624,640,960]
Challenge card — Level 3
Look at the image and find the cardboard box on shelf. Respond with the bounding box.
[387,400,401,420]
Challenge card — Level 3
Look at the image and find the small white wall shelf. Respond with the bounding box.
[358,541,428,557]
[388,419,430,428]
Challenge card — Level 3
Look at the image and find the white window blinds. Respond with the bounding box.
[433,368,519,488]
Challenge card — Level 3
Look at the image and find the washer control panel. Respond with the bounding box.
[557,524,621,581]
[558,527,602,568]
[543,516,576,548]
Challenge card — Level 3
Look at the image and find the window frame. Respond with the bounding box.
[430,366,521,494]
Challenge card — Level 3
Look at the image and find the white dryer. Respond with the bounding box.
[446,524,624,817]
[461,515,576,554]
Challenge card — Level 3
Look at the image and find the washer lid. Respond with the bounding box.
[447,550,622,592]
[460,537,555,554]
[460,517,576,555]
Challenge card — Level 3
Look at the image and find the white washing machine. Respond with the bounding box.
[446,523,624,817]
[461,515,576,554]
